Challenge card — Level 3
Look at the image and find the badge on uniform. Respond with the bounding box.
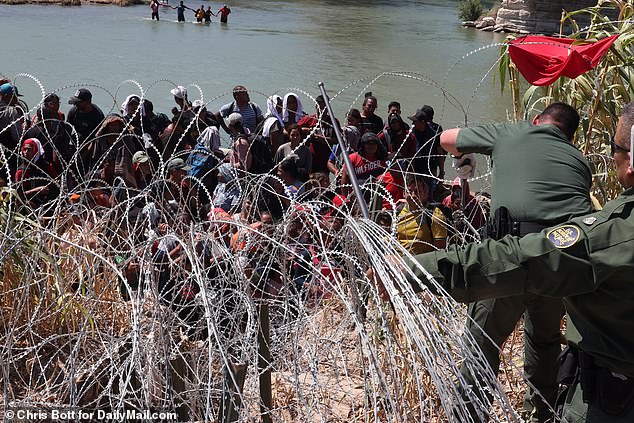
[583,216,597,225]
[546,225,581,248]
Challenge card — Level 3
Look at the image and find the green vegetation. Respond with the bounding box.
[498,0,634,204]
[458,0,484,21]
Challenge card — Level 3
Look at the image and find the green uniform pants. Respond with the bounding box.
[562,380,634,422]
[460,294,564,422]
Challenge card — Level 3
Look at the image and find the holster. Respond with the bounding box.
[568,347,634,417]
[596,367,634,417]
[557,346,579,386]
[485,206,511,240]
[486,207,549,239]
[555,346,579,417]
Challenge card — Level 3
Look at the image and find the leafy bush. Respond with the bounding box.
[459,0,484,21]
[498,0,634,204]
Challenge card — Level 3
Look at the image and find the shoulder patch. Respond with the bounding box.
[546,225,581,249]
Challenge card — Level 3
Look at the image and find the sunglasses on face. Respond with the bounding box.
[610,137,630,156]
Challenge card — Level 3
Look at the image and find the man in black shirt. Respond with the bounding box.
[67,88,105,143]
[67,88,105,177]
[409,109,445,196]
[359,94,384,135]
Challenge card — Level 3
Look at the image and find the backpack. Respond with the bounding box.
[247,120,274,174]
[187,147,219,192]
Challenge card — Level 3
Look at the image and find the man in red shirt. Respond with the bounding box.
[217,4,231,23]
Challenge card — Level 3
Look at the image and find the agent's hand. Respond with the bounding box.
[452,153,476,179]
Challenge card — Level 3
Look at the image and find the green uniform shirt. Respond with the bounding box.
[405,187,634,377]
[457,122,593,222]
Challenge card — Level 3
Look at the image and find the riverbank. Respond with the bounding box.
[0,0,141,5]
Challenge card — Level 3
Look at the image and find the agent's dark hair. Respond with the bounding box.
[540,102,580,141]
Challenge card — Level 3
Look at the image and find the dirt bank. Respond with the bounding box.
[0,0,143,5]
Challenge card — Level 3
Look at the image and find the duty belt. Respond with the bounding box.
[488,206,552,240]
[511,221,548,237]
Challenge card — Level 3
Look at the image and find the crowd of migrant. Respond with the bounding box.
[0,80,495,419]
[0,80,492,316]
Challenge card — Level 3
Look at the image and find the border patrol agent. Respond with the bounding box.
[403,102,634,422]
[442,103,594,421]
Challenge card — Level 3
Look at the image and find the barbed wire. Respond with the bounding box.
[0,73,614,422]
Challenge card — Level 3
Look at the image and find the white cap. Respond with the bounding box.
[170,85,187,99]
[192,99,205,110]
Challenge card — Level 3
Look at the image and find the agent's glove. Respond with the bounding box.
[452,153,476,179]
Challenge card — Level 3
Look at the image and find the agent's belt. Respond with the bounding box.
[511,221,548,236]
[489,206,554,240]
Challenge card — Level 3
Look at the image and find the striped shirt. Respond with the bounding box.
[219,101,263,133]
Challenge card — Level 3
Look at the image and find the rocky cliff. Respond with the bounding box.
[494,0,598,34]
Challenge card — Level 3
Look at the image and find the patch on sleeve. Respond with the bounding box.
[546,225,581,249]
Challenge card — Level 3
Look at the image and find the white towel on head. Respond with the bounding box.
[120,94,145,117]
[282,92,303,123]
[263,95,284,137]
[27,137,45,162]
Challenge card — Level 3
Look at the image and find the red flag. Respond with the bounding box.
[508,34,619,86]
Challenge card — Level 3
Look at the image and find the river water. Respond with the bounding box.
[1,0,509,127]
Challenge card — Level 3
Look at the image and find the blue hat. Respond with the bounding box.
[0,83,23,97]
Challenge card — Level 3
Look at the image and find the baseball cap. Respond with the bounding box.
[420,105,435,120]
[0,83,23,97]
[68,88,92,105]
[170,85,187,99]
[407,109,429,123]
[192,99,205,110]
[166,157,191,172]
[132,151,150,164]
[360,132,380,144]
